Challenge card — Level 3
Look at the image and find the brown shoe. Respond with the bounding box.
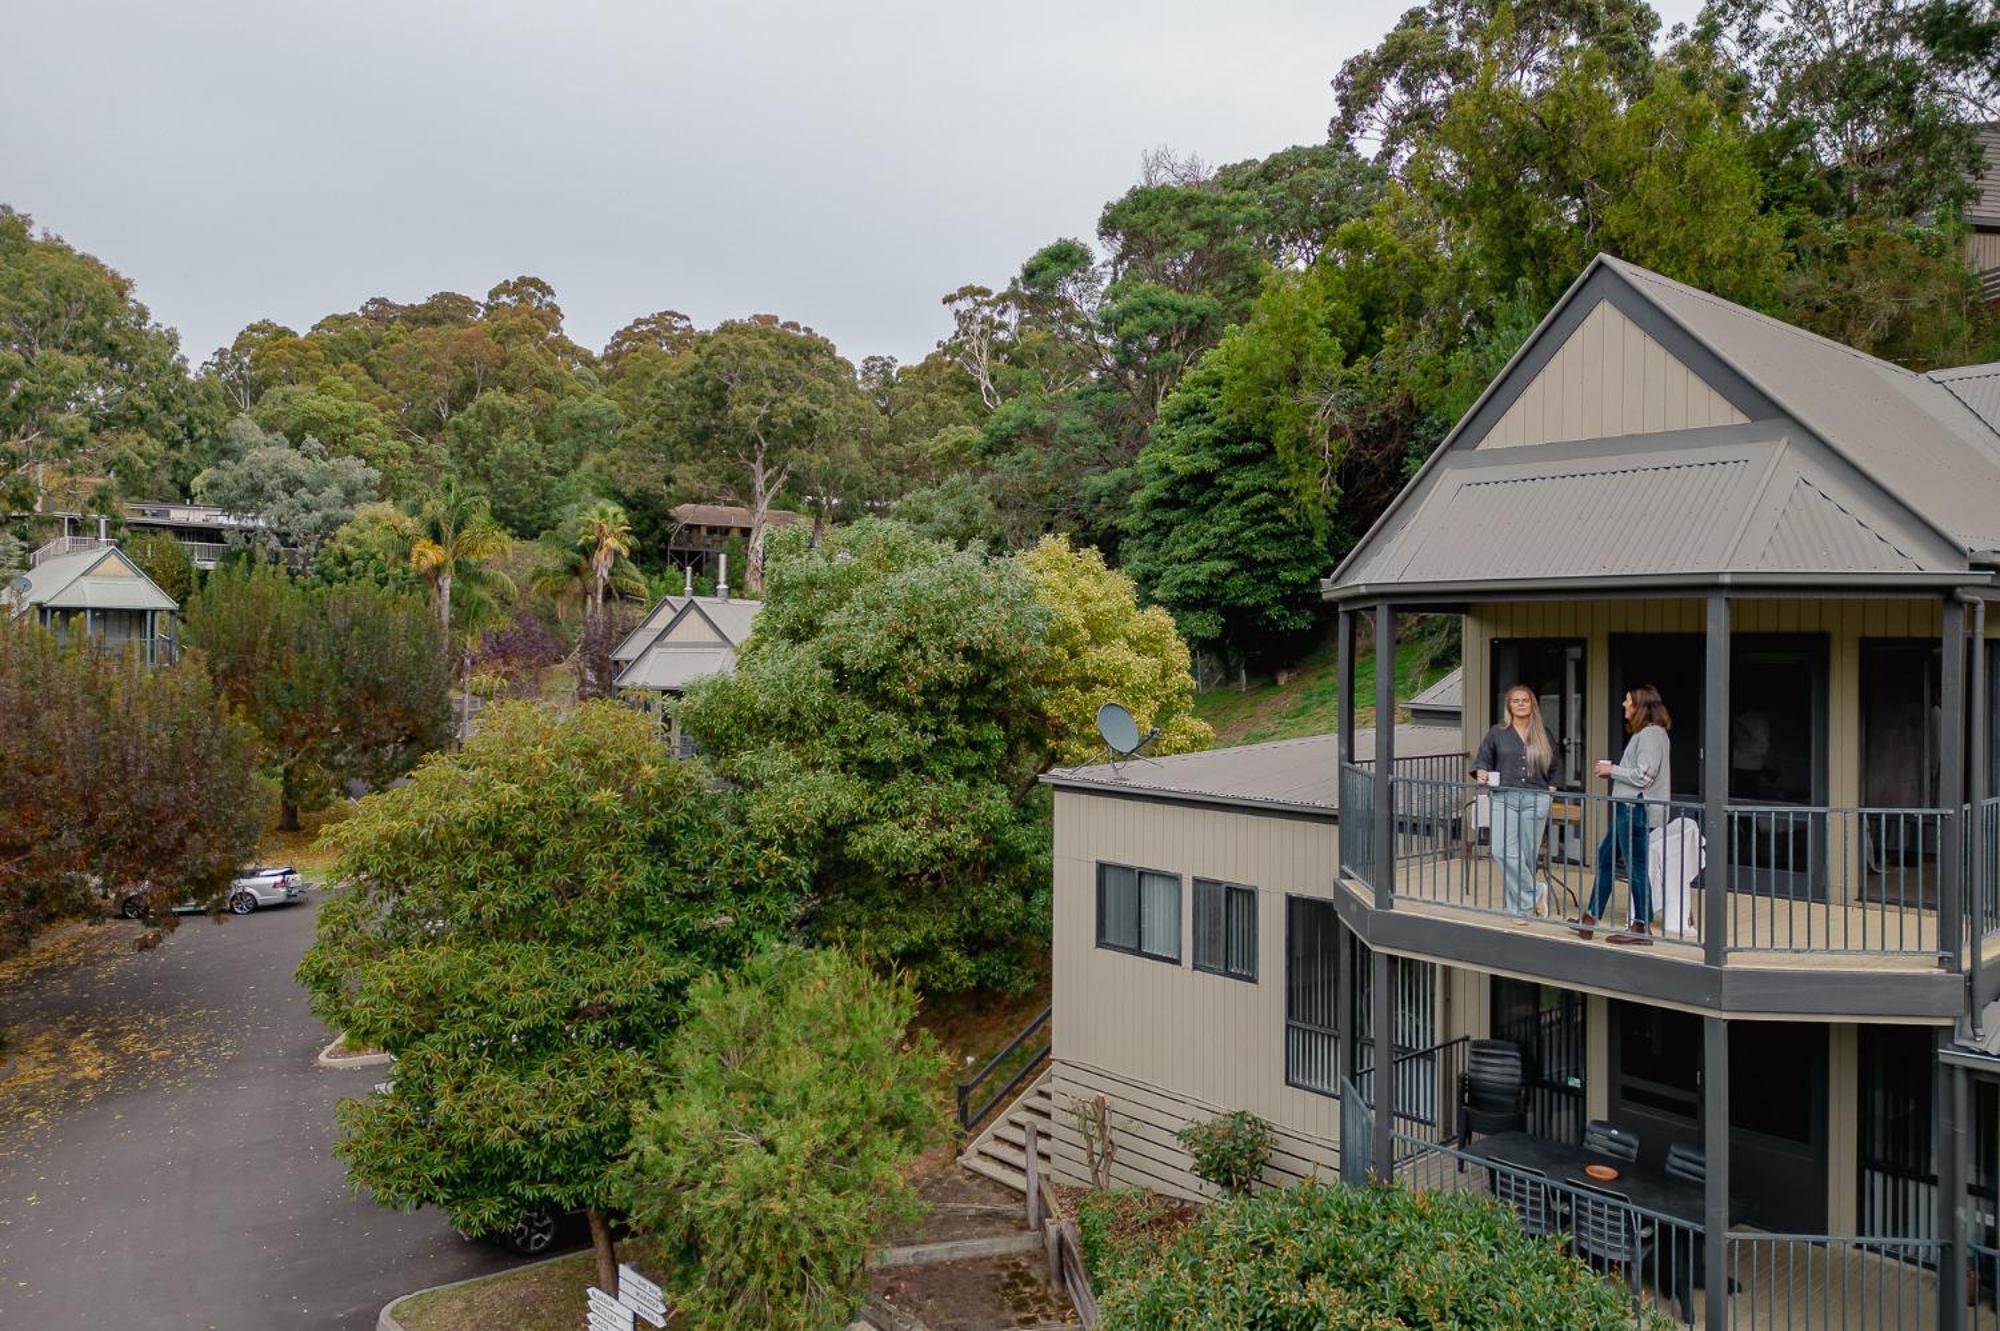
[1568,912,1598,941]
[1608,924,1654,947]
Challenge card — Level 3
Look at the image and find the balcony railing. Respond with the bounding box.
[1358,772,1992,965]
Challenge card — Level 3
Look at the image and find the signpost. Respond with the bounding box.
[584,1266,669,1331]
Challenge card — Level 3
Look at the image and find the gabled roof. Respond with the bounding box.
[671,503,809,529]
[614,595,763,694]
[611,594,686,664]
[1041,722,1465,819]
[1405,667,1462,725]
[9,546,177,615]
[1328,255,2000,601]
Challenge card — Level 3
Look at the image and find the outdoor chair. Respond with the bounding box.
[1458,1039,1527,1143]
[1664,1142,1705,1186]
[1488,1158,1563,1239]
[1568,1180,1656,1299]
[1583,1119,1641,1164]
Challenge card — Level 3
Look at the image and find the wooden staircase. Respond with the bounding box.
[958,1069,1054,1194]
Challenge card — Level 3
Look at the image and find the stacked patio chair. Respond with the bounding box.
[1583,1119,1642,1163]
[1458,1039,1527,1144]
[1664,1142,1705,1184]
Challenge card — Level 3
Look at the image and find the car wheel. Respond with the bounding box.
[229,891,257,916]
[501,1210,557,1257]
[119,895,146,920]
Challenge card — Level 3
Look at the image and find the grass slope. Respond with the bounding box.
[1192,645,1452,749]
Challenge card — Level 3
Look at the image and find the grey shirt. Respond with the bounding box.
[1473,724,1558,790]
[1608,724,1671,803]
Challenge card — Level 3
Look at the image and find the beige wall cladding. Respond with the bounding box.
[1462,597,1949,815]
[1053,793,1347,1149]
[660,611,725,644]
[1480,299,1748,448]
[1968,230,2000,273]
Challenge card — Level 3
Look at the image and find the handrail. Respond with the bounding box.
[955,1004,1051,1138]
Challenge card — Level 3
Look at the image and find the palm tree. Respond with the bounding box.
[543,502,644,699]
[409,478,514,644]
[575,501,636,617]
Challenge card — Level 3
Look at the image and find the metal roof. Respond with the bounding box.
[614,643,738,692]
[8,547,177,615]
[1342,431,1931,592]
[1405,667,1462,724]
[1041,722,1466,818]
[1606,257,2000,555]
[671,503,809,529]
[1928,362,2000,443]
[611,595,685,663]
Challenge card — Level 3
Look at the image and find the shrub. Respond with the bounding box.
[1174,1109,1274,1198]
[617,946,950,1331]
[1073,1188,1198,1290]
[1095,1180,1667,1330]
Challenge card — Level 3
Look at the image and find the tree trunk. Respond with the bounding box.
[587,1208,618,1294]
[278,799,301,833]
[437,572,453,641]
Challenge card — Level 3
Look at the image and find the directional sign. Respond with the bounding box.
[585,1284,635,1331]
[616,1265,668,1328]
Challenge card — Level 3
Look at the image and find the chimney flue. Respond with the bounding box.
[683,564,693,598]
[99,516,108,541]
[717,552,729,602]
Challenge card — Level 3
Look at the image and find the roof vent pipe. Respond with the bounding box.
[99,516,108,541]
[683,564,693,598]
[717,552,729,602]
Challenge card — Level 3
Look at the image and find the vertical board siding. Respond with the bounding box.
[1479,300,1747,449]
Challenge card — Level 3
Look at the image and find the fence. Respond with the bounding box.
[1722,1232,1950,1329]
[1724,804,1949,956]
[954,1005,1050,1140]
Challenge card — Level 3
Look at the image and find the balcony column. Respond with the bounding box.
[1940,1031,1968,1331]
[1337,609,1357,767]
[1373,602,1395,912]
[1944,597,1967,975]
[1703,595,1730,967]
[1970,595,1989,1025]
[1702,1015,1730,1331]
[1372,947,1395,1183]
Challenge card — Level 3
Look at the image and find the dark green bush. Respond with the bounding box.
[1094,1179,1667,1330]
[1175,1109,1275,1197]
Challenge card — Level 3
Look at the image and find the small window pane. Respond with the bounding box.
[1225,886,1257,979]
[1098,864,1138,951]
[1138,870,1180,960]
[1193,880,1224,970]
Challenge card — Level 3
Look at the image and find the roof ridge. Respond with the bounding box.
[1608,257,1916,379]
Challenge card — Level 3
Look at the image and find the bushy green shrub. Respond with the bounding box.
[1095,1180,1667,1330]
[1074,1188,1198,1290]
[1174,1109,1275,1197]
[617,946,950,1331]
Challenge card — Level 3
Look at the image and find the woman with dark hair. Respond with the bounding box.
[1575,685,1672,944]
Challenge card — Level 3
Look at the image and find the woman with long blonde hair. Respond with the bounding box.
[1473,684,1560,921]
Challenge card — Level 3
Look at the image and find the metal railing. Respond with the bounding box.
[29,534,114,566]
[1723,1232,1948,1329]
[1339,761,1376,888]
[1355,1034,1468,1150]
[1377,774,1958,960]
[1394,1131,1707,1326]
[954,1004,1050,1140]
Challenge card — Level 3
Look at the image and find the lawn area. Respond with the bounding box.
[1192,643,1454,748]
[391,1247,664,1331]
[256,800,355,882]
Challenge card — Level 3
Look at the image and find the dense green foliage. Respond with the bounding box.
[183,566,452,828]
[618,946,948,1331]
[295,702,806,1289]
[679,521,1055,994]
[192,416,381,561]
[1173,1110,1276,1198]
[1084,1180,1663,1329]
[0,616,266,951]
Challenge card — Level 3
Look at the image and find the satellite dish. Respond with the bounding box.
[1097,702,1142,757]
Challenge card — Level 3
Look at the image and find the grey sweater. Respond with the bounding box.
[1608,725,1671,803]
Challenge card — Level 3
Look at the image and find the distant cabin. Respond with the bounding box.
[6,538,178,666]
[666,502,808,578]
[613,590,762,754]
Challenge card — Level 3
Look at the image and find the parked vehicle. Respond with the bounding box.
[118,866,306,919]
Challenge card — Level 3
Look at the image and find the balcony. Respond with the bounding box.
[1335,762,2000,1013]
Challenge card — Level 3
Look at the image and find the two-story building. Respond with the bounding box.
[1025,254,2000,1329]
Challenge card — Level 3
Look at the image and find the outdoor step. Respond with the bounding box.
[959,1152,1030,1194]
[990,1122,1054,1156]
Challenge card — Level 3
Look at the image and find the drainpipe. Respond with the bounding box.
[1960,590,1988,1036]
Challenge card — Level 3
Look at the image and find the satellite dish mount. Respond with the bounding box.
[1095,702,1160,770]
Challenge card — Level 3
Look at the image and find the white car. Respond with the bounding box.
[119,866,307,919]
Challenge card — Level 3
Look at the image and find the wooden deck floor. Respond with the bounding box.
[1382,850,1955,970]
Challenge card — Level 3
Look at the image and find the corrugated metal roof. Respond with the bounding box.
[614,644,738,692]
[1043,722,1466,816]
[1406,667,1462,723]
[1758,475,1923,572]
[9,547,177,614]
[1928,362,2000,443]
[693,597,761,645]
[611,595,685,663]
[1607,257,2000,553]
[671,503,809,529]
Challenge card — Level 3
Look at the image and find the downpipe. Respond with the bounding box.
[1958,589,1987,1040]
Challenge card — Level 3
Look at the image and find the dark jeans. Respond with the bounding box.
[1587,799,1651,924]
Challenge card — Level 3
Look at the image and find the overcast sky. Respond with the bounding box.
[5,0,1704,371]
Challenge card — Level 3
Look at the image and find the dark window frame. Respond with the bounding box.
[1192,878,1258,982]
[1284,894,1342,1099]
[1095,860,1182,964]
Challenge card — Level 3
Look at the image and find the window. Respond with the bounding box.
[1096,863,1180,962]
[1193,879,1257,981]
[1285,897,1340,1095]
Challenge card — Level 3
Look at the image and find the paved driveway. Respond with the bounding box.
[0,898,521,1330]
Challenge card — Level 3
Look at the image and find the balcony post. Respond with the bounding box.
[1970,595,1988,1026]
[1337,609,1356,767]
[1941,1031,1968,1331]
[1371,947,1394,1183]
[1703,594,1730,966]
[1373,602,1395,911]
[1702,1015,1729,1331]
[1944,597,1967,974]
